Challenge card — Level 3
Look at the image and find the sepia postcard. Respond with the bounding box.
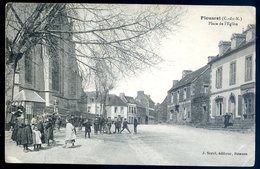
[5,3,255,166]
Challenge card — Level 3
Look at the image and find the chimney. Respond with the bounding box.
[208,56,216,63]
[182,70,192,78]
[231,33,246,50]
[172,80,179,87]
[243,24,255,42]
[137,91,145,96]
[218,41,231,56]
[119,93,125,98]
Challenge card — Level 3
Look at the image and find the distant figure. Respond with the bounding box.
[83,119,92,138]
[107,117,112,134]
[94,117,99,134]
[223,113,230,128]
[120,118,131,134]
[229,113,234,126]
[99,116,105,134]
[133,117,138,133]
[63,119,76,148]
[115,117,122,133]
[55,117,62,131]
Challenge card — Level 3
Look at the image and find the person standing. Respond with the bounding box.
[82,119,92,138]
[223,113,230,128]
[44,117,54,146]
[63,119,76,148]
[55,117,61,131]
[94,117,99,134]
[11,119,19,143]
[115,117,121,133]
[36,116,45,144]
[99,116,105,134]
[107,117,112,134]
[133,117,138,133]
[21,119,33,152]
[32,126,42,151]
[120,118,131,134]
[113,117,117,133]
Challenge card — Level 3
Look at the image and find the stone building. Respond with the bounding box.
[167,65,210,125]
[119,93,137,124]
[208,24,255,128]
[158,96,168,123]
[135,91,155,124]
[6,10,84,122]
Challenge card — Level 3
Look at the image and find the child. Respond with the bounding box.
[32,126,42,151]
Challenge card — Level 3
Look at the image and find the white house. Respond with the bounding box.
[209,24,255,125]
[85,91,127,120]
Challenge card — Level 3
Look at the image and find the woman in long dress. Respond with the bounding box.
[63,119,76,148]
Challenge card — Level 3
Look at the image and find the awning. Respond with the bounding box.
[13,89,46,103]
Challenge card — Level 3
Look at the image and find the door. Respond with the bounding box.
[244,93,254,119]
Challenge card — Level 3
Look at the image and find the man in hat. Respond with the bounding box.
[82,119,92,138]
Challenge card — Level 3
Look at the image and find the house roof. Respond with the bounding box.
[209,39,255,64]
[13,89,46,103]
[146,95,155,105]
[106,95,127,107]
[168,65,209,93]
[85,91,127,107]
[124,96,140,105]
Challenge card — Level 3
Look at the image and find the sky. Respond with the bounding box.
[108,5,255,103]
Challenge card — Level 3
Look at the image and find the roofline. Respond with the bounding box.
[208,40,255,64]
[191,65,210,83]
[167,65,209,93]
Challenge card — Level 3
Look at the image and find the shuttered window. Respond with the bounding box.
[245,56,252,81]
[216,67,222,89]
[237,95,242,116]
[229,61,236,85]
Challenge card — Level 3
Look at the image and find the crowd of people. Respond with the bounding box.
[9,109,60,152]
[89,115,138,136]
[8,107,139,152]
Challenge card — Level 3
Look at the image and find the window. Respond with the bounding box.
[121,107,124,113]
[171,92,174,103]
[114,107,117,113]
[91,98,94,102]
[177,90,180,103]
[216,98,223,116]
[25,55,32,84]
[52,57,60,91]
[87,106,91,113]
[245,56,252,81]
[183,88,187,100]
[204,85,209,93]
[216,67,222,89]
[229,61,236,85]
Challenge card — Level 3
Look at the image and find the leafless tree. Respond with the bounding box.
[5,3,184,105]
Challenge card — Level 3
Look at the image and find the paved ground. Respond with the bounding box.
[5,124,255,166]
